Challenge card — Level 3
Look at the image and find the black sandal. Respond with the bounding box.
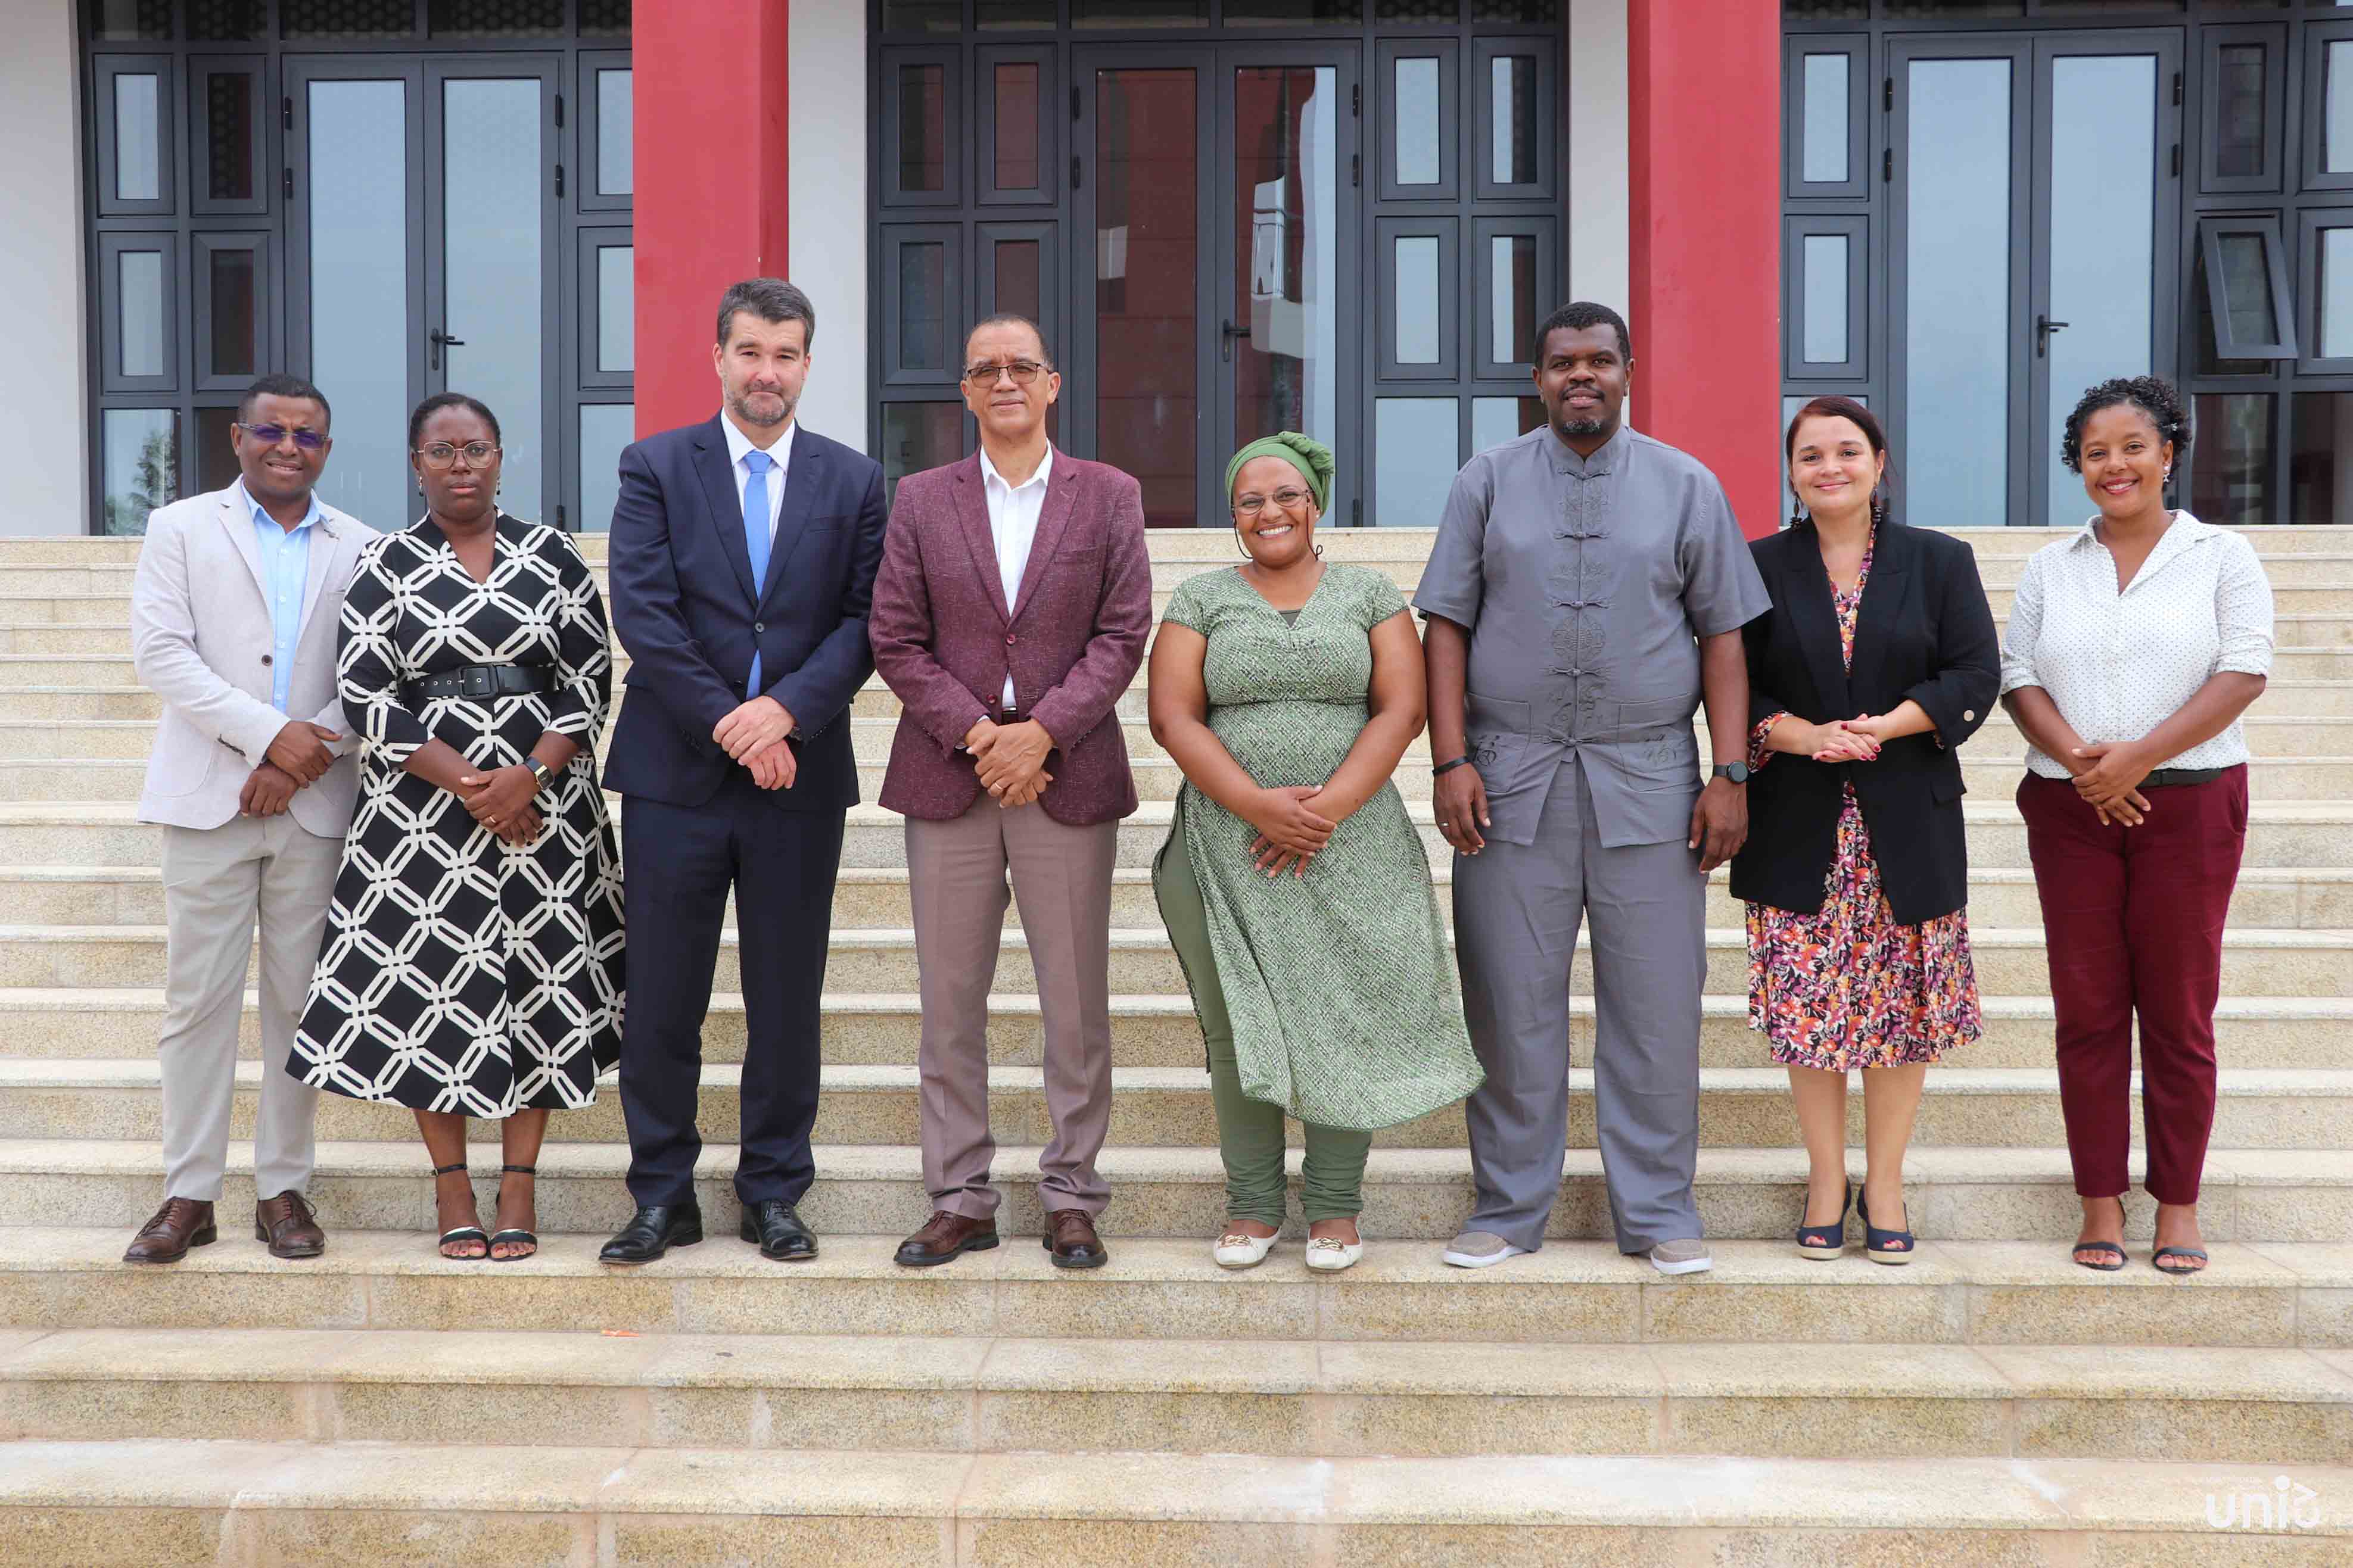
[432,1161,488,1260]
[2151,1245,2209,1277]
[2072,1196,2127,1273]
[1795,1181,1851,1260]
[1856,1189,1916,1267]
[488,1164,539,1262]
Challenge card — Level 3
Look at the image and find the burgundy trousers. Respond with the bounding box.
[2016,766,2247,1205]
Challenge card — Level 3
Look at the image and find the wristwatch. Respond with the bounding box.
[524,756,555,791]
[1712,761,1752,785]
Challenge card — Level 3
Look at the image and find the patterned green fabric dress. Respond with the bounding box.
[1152,563,1483,1130]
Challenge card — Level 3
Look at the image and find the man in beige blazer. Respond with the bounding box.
[123,375,371,1264]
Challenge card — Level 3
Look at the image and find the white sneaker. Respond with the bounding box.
[1213,1230,1278,1269]
[1305,1236,1362,1272]
[1649,1238,1713,1276]
[1441,1230,1527,1269]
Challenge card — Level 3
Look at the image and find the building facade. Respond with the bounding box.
[1,0,2339,538]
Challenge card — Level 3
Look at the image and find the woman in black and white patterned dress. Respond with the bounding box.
[291,392,624,1261]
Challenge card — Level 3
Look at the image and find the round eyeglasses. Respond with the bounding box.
[413,442,500,469]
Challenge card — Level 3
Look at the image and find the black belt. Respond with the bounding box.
[2139,766,2230,790]
[401,665,555,705]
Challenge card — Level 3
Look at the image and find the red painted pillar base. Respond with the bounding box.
[1627,0,1782,540]
[633,1,793,438]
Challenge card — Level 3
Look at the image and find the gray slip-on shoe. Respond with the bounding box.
[1649,1237,1713,1276]
[1441,1230,1527,1269]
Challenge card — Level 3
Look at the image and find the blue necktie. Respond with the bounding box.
[742,449,773,697]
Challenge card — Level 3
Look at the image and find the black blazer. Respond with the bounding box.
[603,416,887,812]
[1729,519,1999,925]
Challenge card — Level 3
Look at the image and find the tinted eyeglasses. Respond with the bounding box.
[1233,487,1312,518]
[235,422,327,451]
[962,359,1047,387]
[414,441,500,469]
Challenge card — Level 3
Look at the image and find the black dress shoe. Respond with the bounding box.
[740,1199,818,1261]
[599,1202,704,1265]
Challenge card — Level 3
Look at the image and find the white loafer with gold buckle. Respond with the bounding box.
[1213,1230,1278,1269]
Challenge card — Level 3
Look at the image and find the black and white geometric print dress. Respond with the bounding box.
[291,515,625,1118]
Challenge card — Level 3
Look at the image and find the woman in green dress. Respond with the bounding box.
[1148,432,1482,1273]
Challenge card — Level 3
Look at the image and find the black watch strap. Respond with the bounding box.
[1432,755,1471,777]
[524,756,554,789]
[1712,761,1751,785]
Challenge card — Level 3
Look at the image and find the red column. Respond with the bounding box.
[633,1,794,438]
[1626,0,1782,539]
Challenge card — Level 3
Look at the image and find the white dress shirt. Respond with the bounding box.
[1999,510,2275,779]
[980,442,1054,707]
[720,413,793,541]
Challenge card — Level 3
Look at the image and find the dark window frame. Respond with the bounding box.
[2201,23,2286,196]
[2198,213,2297,360]
[98,231,184,396]
[1782,213,1869,381]
[1470,212,1554,381]
[191,229,274,388]
[1374,35,1459,202]
[1375,214,1460,382]
[1784,32,1869,201]
[2295,205,2353,373]
[976,43,1059,205]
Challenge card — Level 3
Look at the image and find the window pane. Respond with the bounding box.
[1097,67,1199,526]
[1375,400,1458,528]
[443,78,544,523]
[1471,396,1542,456]
[2215,43,2267,181]
[993,238,1041,320]
[203,70,258,203]
[995,63,1041,191]
[1490,55,1536,185]
[1394,236,1440,364]
[1074,0,1209,24]
[2212,232,2277,351]
[882,403,965,507]
[307,78,411,532]
[2190,395,2274,530]
[597,70,633,197]
[282,0,415,38]
[898,64,947,194]
[883,0,960,30]
[1904,58,2011,530]
[114,74,161,202]
[978,1,1057,26]
[2323,229,2353,360]
[899,241,949,370]
[1393,56,1440,186]
[208,247,259,378]
[195,406,241,493]
[1491,233,1535,367]
[2293,393,2353,526]
[94,1,172,39]
[579,404,634,533]
[597,245,634,373]
[2330,42,2353,174]
[429,0,565,37]
[1801,233,1848,364]
[102,410,178,536]
[1227,1,1365,24]
[118,249,167,379]
[1801,54,1849,185]
[1232,66,1339,452]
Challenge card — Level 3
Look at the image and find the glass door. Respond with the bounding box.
[1072,43,1357,526]
[1890,30,2180,528]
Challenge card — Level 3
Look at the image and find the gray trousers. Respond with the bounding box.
[1452,756,1706,1253]
[907,795,1119,1220]
[158,813,340,1203]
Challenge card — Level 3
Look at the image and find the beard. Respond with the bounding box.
[1558,415,1607,437]
[728,384,796,429]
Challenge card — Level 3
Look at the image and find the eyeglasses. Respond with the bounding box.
[1232,487,1311,518]
[961,359,1047,387]
[236,422,326,451]
[413,441,500,469]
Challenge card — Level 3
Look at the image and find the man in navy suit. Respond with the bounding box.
[599,278,887,1264]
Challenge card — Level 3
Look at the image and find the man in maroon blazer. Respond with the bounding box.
[869,313,1151,1270]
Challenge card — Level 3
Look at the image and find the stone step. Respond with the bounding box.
[6,1137,2347,1243]
[0,1439,2346,1567]
[4,919,2342,997]
[10,799,2353,872]
[5,986,2350,1072]
[2,1323,2348,1463]
[9,860,2351,933]
[8,1228,2348,1351]
[9,1059,2349,1152]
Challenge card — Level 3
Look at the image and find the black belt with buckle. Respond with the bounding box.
[401,664,555,706]
[2139,766,2229,790]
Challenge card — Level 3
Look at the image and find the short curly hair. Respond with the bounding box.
[2060,375,2191,473]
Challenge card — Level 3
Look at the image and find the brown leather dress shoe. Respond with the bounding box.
[894,1209,1000,1267]
[256,1190,327,1260]
[1044,1208,1107,1270]
[123,1198,216,1265]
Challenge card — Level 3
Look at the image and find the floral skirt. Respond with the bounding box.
[1746,788,1982,1071]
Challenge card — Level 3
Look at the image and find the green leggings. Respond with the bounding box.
[1156,817,1372,1227]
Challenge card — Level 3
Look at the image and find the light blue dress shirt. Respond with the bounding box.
[239,480,322,713]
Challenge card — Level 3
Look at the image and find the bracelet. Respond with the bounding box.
[1432,755,1471,777]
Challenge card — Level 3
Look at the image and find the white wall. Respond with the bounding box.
[1567,0,1632,316]
[0,0,89,535]
[789,0,870,456]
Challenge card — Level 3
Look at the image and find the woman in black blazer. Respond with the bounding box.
[1732,397,2000,1265]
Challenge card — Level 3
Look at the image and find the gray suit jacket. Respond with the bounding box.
[130,485,371,836]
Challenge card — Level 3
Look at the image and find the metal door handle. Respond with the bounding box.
[2035,315,2069,359]
[429,327,467,371]
[1221,318,1251,363]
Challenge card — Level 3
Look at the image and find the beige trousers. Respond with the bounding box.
[158,813,341,1202]
[907,795,1119,1219]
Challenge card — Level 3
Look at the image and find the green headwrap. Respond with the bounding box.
[1224,431,1334,513]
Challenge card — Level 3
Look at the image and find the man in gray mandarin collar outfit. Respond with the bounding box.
[1413,303,1770,1276]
